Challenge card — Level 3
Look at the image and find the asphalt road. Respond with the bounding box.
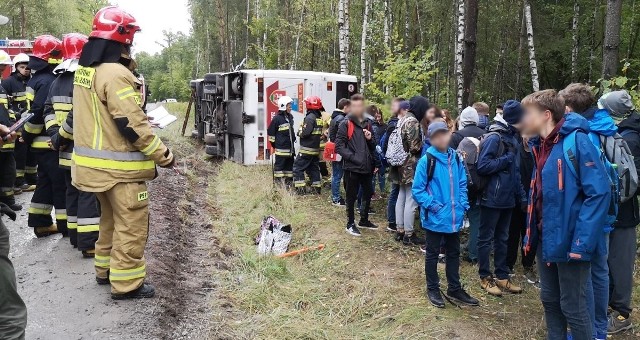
[8,192,151,340]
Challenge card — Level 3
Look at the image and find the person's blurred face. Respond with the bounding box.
[521,104,550,136]
[430,130,452,151]
[16,64,30,77]
[426,107,438,122]
[351,99,365,119]
[391,101,401,116]
[496,108,504,116]
[375,111,383,123]
[286,103,292,114]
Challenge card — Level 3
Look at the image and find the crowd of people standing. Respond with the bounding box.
[269,86,639,339]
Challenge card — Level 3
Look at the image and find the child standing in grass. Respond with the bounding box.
[412,122,479,308]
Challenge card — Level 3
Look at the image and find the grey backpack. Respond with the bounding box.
[600,133,639,203]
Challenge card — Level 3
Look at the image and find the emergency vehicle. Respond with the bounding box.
[0,39,32,78]
[191,70,358,165]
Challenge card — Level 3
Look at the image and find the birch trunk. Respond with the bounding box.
[383,0,390,51]
[292,0,307,70]
[338,0,348,74]
[462,0,479,107]
[360,0,371,89]
[345,0,351,59]
[571,0,580,81]
[455,0,465,112]
[603,0,623,79]
[524,0,540,92]
[515,6,525,97]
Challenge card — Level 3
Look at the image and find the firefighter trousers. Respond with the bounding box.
[274,155,294,184]
[0,217,27,340]
[27,151,67,234]
[0,153,16,207]
[14,140,36,187]
[64,170,100,250]
[94,181,149,294]
[293,154,321,189]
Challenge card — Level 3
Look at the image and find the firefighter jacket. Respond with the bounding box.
[267,111,296,157]
[1,72,29,113]
[44,71,74,169]
[23,70,57,151]
[71,63,174,193]
[319,111,331,150]
[298,110,323,156]
[0,85,16,151]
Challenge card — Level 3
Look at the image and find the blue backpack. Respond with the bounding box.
[563,130,619,229]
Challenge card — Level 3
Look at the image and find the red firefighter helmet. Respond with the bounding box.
[62,33,88,60]
[32,35,63,64]
[90,6,141,45]
[304,96,323,110]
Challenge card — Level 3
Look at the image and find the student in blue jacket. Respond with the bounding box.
[412,122,479,308]
[521,90,611,340]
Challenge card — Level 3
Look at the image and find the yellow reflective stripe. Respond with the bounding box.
[109,264,146,281]
[45,119,58,130]
[52,103,73,111]
[55,213,67,220]
[24,122,43,134]
[72,153,156,171]
[116,86,135,98]
[59,126,73,140]
[94,255,111,268]
[141,136,161,156]
[28,205,53,215]
[91,93,102,150]
[1,143,15,149]
[67,222,78,230]
[268,136,276,142]
[59,158,72,167]
[25,167,37,174]
[31,137,49,149]
[78,224,100,233]
[48,58,62,64]
[25,88,34,102]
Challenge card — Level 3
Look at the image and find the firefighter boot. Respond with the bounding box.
[82,249,95,258]
[34,224,58,238]
[111,282,155,300]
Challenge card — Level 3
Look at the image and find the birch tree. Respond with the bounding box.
[292,0,307,70]
[338,0,349,74]
[602,0,623,79]
[383,0,390,51]
[462,0,479,107]
[455,0,465,112]
[524,0,540,91]
[571,0,580,81]
[360,0,371,88]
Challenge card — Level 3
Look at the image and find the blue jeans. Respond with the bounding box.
[331,161,343,202]
[538,249,592,340]
[586,234,609,340]
[374,164,386,192]
[465,201,480,261]
[387,183,399,224]
[478,206,512,279]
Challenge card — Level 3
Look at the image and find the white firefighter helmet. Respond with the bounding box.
[278,96,293,111]
[12,53,29,66]
[0,50,12,65]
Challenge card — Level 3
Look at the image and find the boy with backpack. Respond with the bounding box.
[450,106,485,264]
[559,83,636,340]
[521,90,611,340]
[476,100,526,296]
[383,98,407,232]
[606,90,640,334]
[335,94,379,236]
[413,121,479,308]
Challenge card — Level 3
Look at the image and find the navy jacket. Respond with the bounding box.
[615,113,640,228]
[476,122,526,208]
[23,68,57,151]
[524,113,611,262]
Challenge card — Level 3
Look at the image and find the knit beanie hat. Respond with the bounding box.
[503,100,523,125]
[598,90,635,119]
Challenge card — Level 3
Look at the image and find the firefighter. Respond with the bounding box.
[73,6,175,299]
[267,96,296,185]
[1,52,35,193]
[47,33,101,256]
[293,96,323,195]
[22,35,66,238]
[318,107,332,185]
[0,51,19,211]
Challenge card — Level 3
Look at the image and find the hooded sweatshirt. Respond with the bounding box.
[616,112,640,228]
[329,109,346,142]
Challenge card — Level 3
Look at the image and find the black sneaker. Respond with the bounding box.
[419,244,427,254]
[427,290,445,308]
[332,198,346,207]
[394,232,405,242]
[438,254,446,264]
[403,233,425,246]
[447,289,479,306]
[358,220,378,230]
[8,203,22,211]
[386,223,397,232]
[346,223,362,237]
[111,283,156,300]
[608,310,633,334]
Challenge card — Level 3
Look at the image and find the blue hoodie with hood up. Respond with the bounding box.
[524,113,611,262]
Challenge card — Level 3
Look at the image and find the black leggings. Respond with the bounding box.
[343,170,372,224]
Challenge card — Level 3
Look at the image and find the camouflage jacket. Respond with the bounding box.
[389,113,423,185]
